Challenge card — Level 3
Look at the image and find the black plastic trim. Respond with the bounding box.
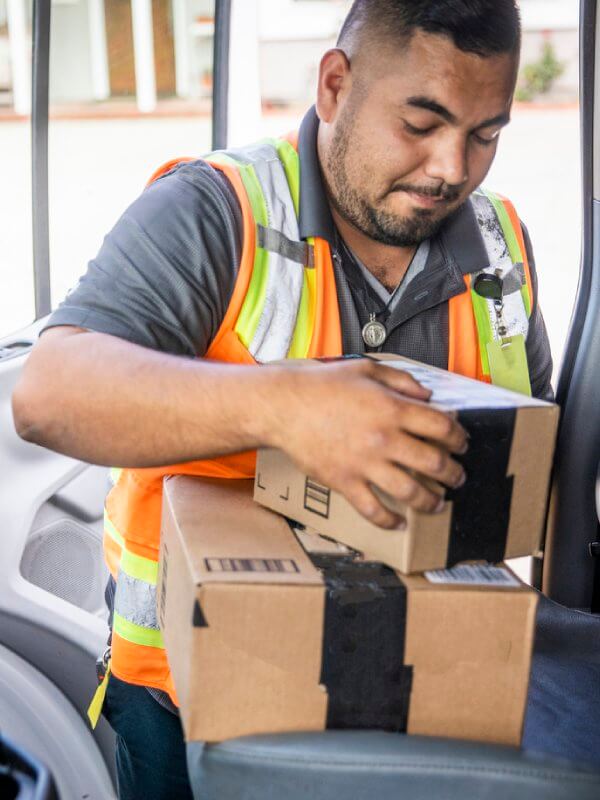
[0,733,58,799]
[543,0,600,608]
[31,0,52,319]
[0,612,117,790]
[0,340,34,363]
[212,0,232,150]
[555,0,594,404]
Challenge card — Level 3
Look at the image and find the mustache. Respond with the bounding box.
[391,182,462,202]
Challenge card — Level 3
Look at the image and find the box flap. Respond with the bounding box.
[163,476,322,587]
[368,353,555,410]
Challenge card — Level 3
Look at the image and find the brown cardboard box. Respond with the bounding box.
[254,354,559,574]
[159,476,537,745]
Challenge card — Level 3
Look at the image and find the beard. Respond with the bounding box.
[324,110,463,247]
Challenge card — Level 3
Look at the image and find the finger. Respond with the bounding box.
[393,399,468,454]
[385,431,466,488]
[368,363,432,402]
[342,479,406,530]
[368,463,446,514]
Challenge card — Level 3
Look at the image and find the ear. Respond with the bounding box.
[316,49,352,123]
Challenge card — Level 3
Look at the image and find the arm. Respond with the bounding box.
[13,326,467,528]
[13,161,466,528]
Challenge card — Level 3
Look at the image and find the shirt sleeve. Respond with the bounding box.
[42,159,243,357]
[521,223,554,401]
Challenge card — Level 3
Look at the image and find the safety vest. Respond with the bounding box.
[103,134,534,704]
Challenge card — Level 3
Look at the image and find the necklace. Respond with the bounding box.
[334,231,405,349]
[361,314,388,348]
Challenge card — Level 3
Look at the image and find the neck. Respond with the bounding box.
[330,206,417,292]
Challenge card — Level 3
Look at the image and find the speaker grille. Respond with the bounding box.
[20,519,108,613]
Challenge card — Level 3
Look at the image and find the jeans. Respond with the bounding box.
[102,672,193,800]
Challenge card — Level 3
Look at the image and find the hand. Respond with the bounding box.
[266,359,468,529]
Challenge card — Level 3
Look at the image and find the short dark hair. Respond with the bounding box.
[337,0,521,59]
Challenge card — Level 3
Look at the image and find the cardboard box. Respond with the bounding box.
[254,354,559,574]
[159,476,538,745]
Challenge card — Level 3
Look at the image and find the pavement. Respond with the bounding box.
[1,105,581,386]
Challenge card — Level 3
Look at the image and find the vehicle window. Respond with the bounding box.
[0,0,34,338]
[48,0,215,308]
[488,0,580,382]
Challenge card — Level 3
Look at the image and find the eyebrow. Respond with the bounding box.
[405,96,511,129]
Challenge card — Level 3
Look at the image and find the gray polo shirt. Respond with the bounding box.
[45,106,552,398]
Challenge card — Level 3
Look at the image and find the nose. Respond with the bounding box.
[423,133,468,189]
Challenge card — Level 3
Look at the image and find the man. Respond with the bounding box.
[12,1,552,797]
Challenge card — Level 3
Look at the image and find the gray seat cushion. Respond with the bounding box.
[523,596,600,765]
[187,731,600,800]
[187,597,600,799]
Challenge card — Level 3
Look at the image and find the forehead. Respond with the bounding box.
[362,29,518,119]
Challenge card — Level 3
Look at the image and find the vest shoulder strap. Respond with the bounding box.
[449,188,534,393]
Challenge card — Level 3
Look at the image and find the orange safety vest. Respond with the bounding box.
[103,133,533,704]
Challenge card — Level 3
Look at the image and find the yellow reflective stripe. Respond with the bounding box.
[234,163,271,348]
[273,138,300,216]
[470,288,493,377]
[104,510,125,549]
[304,237,318,353]
[120,548,159,585]
[113,611,164,649]
[482,189,523,266]
[288,270,312,358]
[109,467,122,486]
[520,284,532,318]
[235,246,270,349]
[104,510,157,583]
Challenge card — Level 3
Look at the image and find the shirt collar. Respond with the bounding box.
[298,105,336,244]
[297,104,490,276]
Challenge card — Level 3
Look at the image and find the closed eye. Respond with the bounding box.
[473,130,501,146]
[403,121,436,136]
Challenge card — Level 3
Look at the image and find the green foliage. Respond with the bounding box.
[516,41,565,102]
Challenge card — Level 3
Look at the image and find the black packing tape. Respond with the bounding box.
[310,553,413,732]
[445,408,516,567]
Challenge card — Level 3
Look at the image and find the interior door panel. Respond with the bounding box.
[0,320,116,788]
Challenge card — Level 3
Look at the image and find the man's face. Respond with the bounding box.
[319,31,518,247]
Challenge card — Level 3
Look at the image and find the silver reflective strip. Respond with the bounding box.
[471,192,514,278]
[471,193,529,341]
[114,571,160,630]
[257,225,314,267]
[247,148,304,363]
[503,263,526,294]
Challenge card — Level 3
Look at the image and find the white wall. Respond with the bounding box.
[258,0,349,42]
[519,0,579,32]
[49,0,94,104]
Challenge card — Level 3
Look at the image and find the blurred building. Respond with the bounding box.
[0,0,578,116]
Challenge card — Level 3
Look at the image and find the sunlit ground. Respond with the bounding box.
[1,105,580,389]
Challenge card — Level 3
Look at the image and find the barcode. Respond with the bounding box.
[425,564,520,587]
[304,478,331,518]
[205,557,299,574]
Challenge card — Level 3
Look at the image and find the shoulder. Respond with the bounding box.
[139,158,242,228]
[112,158,243,271]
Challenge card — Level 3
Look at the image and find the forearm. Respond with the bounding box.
[12,328,279,466]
